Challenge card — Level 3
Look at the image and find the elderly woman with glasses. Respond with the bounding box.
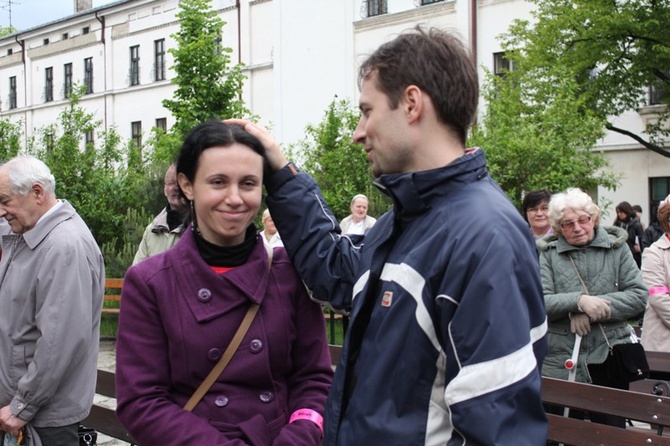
[537,188,647,427]
[640,196,670,352]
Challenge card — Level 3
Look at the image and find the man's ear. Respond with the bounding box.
[177,172,194,201]
[31,183,46,203]
[403,85,423,124]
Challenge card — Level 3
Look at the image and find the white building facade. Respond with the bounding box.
[0,0,667,222]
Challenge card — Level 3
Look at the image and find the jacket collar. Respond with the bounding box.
[653,233,670,250]
[373,148,488,221]
[22,200,76,250]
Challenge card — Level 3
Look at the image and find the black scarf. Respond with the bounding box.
[193,224,257,267]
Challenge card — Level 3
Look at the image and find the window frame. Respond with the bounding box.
[8,76,17,109]
[131,121,142,148]
[154,39,166,81]
[84,57,94,94]
[64,63,73,98]
[45,66,54,102]
[130,45,140,86]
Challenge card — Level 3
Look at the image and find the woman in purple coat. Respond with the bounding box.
[115,121,333,445]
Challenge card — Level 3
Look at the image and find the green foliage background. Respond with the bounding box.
[287,99,389,221]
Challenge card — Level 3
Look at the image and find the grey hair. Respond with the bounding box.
[548,188,601,233]
[3,155,56,196]
[350,194,369,205]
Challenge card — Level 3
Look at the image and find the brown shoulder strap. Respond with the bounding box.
[183,245,273,412]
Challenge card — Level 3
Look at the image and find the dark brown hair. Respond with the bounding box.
[358,26,478,145]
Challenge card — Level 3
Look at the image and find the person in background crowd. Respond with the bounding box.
[613,201,644,268]
[633,204,646,230]
[538,188,646,427]
[339,194,376,235]
[640,196,670,352]
[259,208,283,248]
[116,121,332,446]
[0,155,104,445]
[133,164,188,265]
[642,218,664,253]
[522,189,553,239]
[228,25,547,446]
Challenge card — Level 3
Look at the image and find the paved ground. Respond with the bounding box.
[94,340,129,446]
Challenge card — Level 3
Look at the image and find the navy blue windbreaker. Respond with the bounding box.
[266,148,548,445]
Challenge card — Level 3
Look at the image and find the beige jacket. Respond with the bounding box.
[641,234,670,352]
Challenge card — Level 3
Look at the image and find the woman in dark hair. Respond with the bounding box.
[522,189,552,239]
[613,201,644,267]
[116,120,332,445]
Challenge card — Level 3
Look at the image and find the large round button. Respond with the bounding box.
[198,288,212,302]
[259,392,274,403]
[250,339,263,353]
[208,348,222,361]
[215,396,229,407]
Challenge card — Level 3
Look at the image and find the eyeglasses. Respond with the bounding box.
[560,215,591,230]
[528,205,549,215]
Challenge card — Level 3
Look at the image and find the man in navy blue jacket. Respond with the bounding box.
[228,26,548,446]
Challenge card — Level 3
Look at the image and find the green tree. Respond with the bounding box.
[28,87,155,249]
[502,0,670,157]
[0,118,22,161]
[163,0,249,141]
[288,98,388,220]
[0,26,16,38]
[471,69,619,208]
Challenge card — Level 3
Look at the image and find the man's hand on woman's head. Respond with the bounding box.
[224,119,288,172]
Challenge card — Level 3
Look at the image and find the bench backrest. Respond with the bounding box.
[544,376,670,445]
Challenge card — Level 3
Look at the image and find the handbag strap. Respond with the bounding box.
[183,244,273,412]
[568,254,612,350]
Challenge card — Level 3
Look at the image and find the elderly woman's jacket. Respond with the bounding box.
[115,229,333,446]
[641,234,670,352]
[537,225,647,382]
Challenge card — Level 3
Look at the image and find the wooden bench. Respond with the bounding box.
[544,376,670,444]
[82,369,136,443]
[102,278,123,315]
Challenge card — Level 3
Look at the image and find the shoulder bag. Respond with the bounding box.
[568,255,649,384]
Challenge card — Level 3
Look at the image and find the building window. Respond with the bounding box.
[493,52,515,76]
[64,63,73,98]
[85,130,94,147]
[650,177,670,223]
[130,45,140,86]
[154,39,166,81]
[82,26,90,35]
[131,121,142,148]
[43,38,49,46]
[84,57,93,94]
[421,0,444,4]
[367,0,387,17]
[649,73,669,106]
[7,48,12,55]
[44,67,53,102]
[62,32,69,40]
[8,76,17,109]
[155,118,167,133]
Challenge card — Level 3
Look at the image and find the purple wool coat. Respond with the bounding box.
[115,229,333,445]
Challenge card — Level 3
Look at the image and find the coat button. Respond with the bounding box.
[215,395,229,407]
[259,392,274,403]
[249,339,263,353]
[208,348,222,361]
[198,288,212,302]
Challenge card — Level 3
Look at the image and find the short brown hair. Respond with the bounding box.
[358,26,478,145]
[658,202,670,234]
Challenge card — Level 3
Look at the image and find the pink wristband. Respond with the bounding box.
[649,286,669,295]
[289,408,324,434]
